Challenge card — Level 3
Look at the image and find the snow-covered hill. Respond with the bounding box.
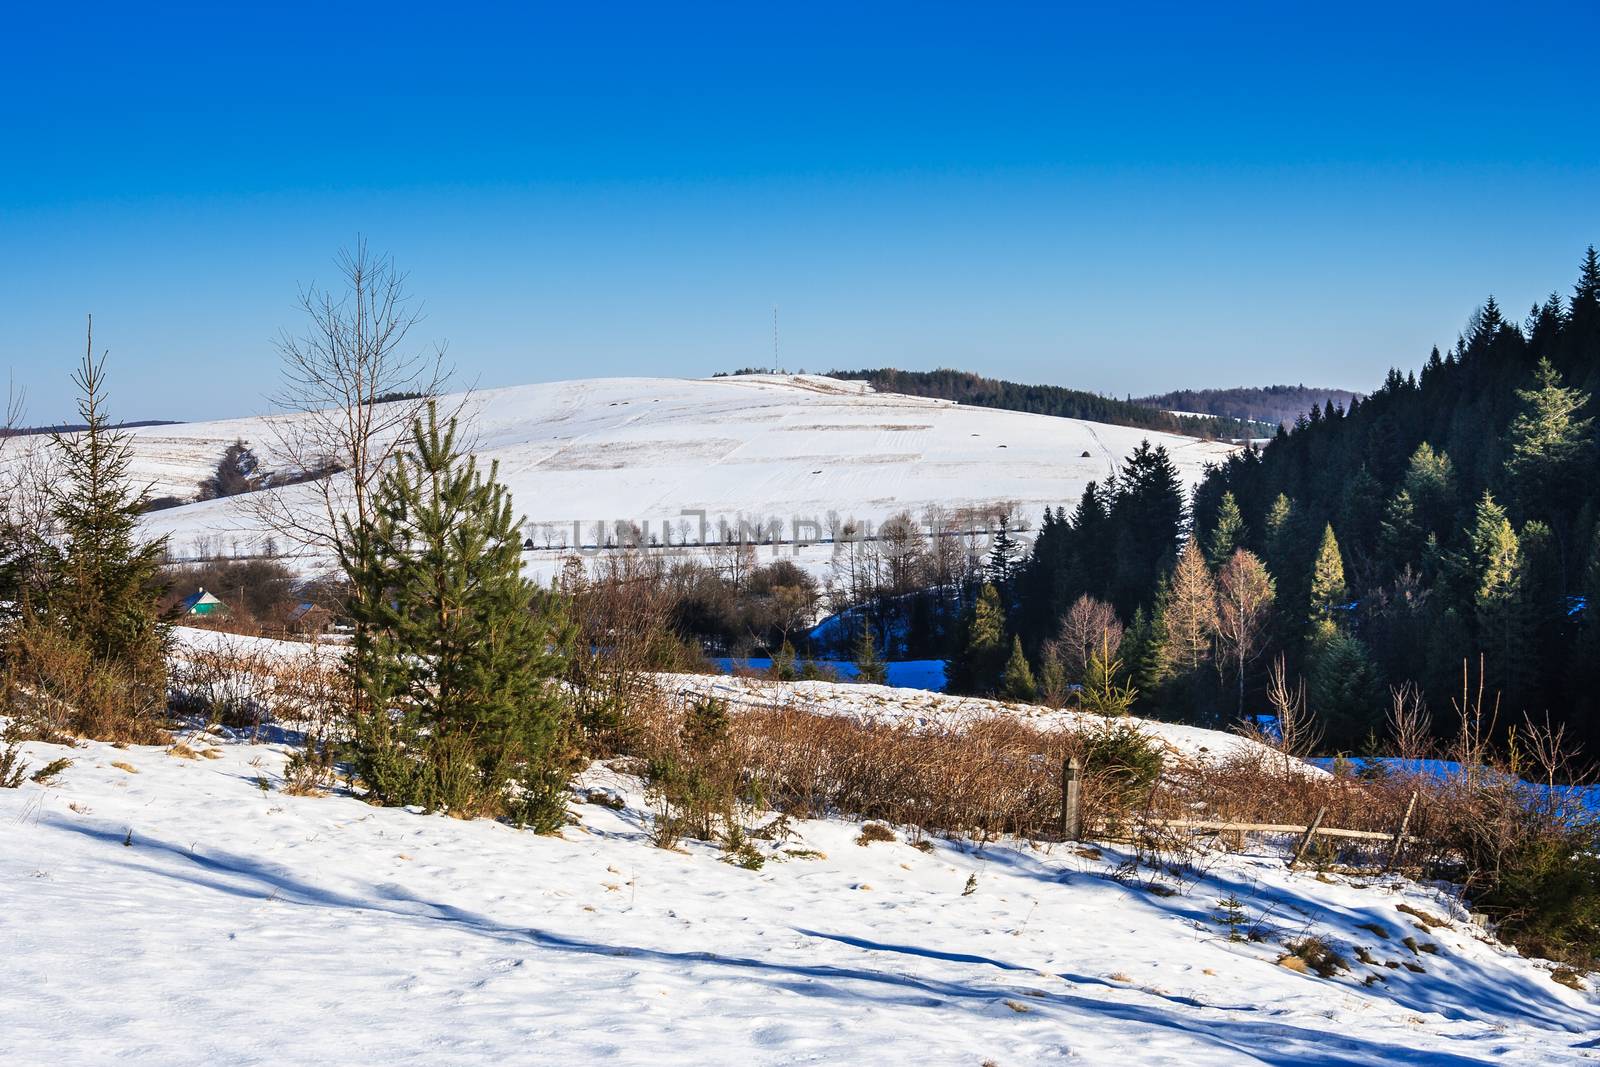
[12,374,1234,573]
[3,715,1593,1065]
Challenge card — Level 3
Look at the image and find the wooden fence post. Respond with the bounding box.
[1289,806,1327,869]
[1384,791,1418,873]
[1060,756,1081,842]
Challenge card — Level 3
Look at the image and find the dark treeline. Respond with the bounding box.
[959,248,1600,759]
[823,368,1272,440]
[1132,385,1361,429]
[1189,249,1600,753]
[0,419,179,438]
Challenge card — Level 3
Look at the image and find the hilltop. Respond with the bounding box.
[7,374,1234,575]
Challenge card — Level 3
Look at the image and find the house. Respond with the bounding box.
[178,587,227,616]
[287,600,334,636]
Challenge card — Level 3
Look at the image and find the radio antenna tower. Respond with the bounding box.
[772,305,779,367]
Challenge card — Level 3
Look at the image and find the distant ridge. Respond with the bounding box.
[0,419,181,438]
[1132,385,1360,429]
[801,368,1275,440]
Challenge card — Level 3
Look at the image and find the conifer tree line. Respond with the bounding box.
[827,367,1271,440]
[950,248,1600,757]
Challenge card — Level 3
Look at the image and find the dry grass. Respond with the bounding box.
[3,620,169,745]
[1280,935,1348,978]
[169,635,348,738]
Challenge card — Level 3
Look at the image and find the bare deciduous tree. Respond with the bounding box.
[1054,594,1123,682]
[1386,680,1432,760]
[252,239,451,561]
[1214,548,1274,718]
[1264,655,1321,769]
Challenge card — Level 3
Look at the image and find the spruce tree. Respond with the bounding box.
[1308,524,1349,625]
[852,625,887,685]
[1121,603,1168,708]
[1263,493,1296,576]
[1468,491,1533,705]
[1306,628,1380,748]
[986,517,1020,593]
[44,345,170,665]
[770,639,798,681]
[1079,634,1137,716]
[948,582,1006,694]
[1110,441,1186,613]
[1205,491,1246,570]
[1001,636,1037,702]
[341,403,575,828]
[1504,357,1594,521]
[18,336,171,739]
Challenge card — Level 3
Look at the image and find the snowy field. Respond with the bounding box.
[3,717,1596,1066]
[4,374,1234,577]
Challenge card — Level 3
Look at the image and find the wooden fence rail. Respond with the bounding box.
[1057,775,1423,870]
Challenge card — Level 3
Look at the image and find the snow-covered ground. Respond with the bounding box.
[5,374,1234,577]
[3,721,1595,1065]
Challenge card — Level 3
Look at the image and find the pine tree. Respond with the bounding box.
[1205,491,1246,570]
[852,625,887,685]
[1001,636,1037,702]
[1308,524,1349,625]
[341,403,576,828]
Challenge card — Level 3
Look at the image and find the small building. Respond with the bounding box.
[178,587,227,616]
[287,600,334,636]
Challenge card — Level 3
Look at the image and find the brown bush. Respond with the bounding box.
[620,688,1171,843]
[3,618,169,745]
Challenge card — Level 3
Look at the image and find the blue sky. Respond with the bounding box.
[3,2,1598,422]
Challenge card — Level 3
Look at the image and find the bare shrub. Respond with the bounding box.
[3,619,170,745]
[557,554,707,753]
[621,688,1164,844]
[1387,681,1432,760]
[168,635,348,746]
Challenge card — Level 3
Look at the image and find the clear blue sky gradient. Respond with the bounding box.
[4,2,1598,422]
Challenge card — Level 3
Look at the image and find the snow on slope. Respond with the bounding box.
[3,724,1594,1066]
[73,374,1233,570]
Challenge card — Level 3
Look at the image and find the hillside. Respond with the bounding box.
[1132,386,1362,429]
[9,374,1234,575]
[1190,252,1600,752]
[3,668,1592,1065]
